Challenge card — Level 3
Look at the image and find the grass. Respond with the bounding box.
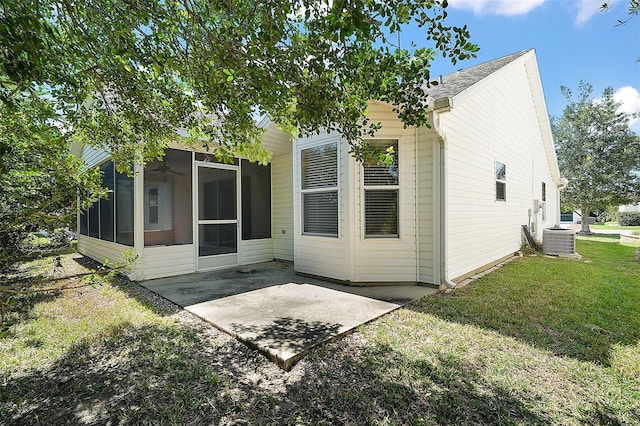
[1,238,640,424]
[591,223,640,231]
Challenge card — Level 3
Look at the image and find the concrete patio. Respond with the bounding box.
[141,261,438,370]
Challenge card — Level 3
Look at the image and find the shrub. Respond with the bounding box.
[619,211,640,226]
[598,207,619,223]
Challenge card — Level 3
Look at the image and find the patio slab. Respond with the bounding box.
[187,283,398,370]
[141,261,437,370]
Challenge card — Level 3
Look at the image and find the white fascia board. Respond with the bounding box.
[523,52,563,186]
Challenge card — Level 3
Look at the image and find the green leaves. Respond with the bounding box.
[1,0,478,168]
[0,1,479,262]
[553,81,640,217]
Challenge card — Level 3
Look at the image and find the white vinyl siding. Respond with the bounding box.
[294,132,347,281]
[439,53,560,280]
[142,245,195,280]
[239,239,274,265]
[77,235,130,270]
[292,105,421,283]
[260,122,292,155]
[272,152,294,261]
[351,102,418,283]
[417,127,438,284]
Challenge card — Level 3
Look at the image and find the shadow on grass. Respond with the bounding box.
[408,241,640,367]
[0,321,227,425]
[1,319,556,425]
[267,343,556,425]
[2,269,633,424]
[71,255,183,317]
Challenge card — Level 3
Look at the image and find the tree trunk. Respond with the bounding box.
[580,205,592,234]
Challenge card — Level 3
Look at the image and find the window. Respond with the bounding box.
[542,182,546,202]
[79,160,134,246]
[88,201,99,238]
[143,183,172,230]
[115,169,134,245]
[143,149,193,246]
[301,143,338,237]
[363,139,399,237]
[99,162,115,242]
[79,209,88,236]
[495,161,506,201]
[241,160,271,240]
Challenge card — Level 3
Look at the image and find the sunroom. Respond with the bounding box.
[76,122,294,281]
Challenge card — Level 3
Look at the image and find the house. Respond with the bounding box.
[560,210,596,225]
[619,204,640,213]
[76,49,563,287]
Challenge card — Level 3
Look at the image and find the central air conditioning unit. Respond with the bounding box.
[543,228,576,256]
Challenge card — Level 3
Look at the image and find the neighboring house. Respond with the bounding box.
[619,204,640,213]
[560,210,596,225]
[76,49,563,286]
[560,211,579,224]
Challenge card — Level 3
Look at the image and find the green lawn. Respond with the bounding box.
[1,238,639,424]
[591,223,640,231]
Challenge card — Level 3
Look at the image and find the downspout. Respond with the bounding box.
[439,141,457,289]
[430,98,457,289]
[415,126,420,282]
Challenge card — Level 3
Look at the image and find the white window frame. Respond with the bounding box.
[495,161,506,202]
[300,142,339,238]
[363,139,400,238]
[143,182,173,231]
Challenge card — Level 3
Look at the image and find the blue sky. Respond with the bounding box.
[402,0,640,133]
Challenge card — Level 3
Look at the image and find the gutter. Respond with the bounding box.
[429,97,457,289]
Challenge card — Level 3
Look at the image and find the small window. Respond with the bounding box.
[364,139,399,237]
[542,182,546,202]
[495,161,506,201]
[301,143,338,237]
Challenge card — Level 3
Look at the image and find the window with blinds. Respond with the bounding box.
[301,143,338,237]
[363,139,399,238]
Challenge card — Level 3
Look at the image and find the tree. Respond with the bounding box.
[1,0,478,265]
[600,0,639,25]
[0,96,103,268]
[0,0,478,267]
[0,0,478,169]
[600,0,639,61]
[553,81,640,234]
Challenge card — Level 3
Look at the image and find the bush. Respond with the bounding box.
[598,207,619,223]
[619,211,640,226]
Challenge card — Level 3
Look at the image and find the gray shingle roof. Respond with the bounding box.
[425,50,532,100]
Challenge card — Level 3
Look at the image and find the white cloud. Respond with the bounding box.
[613,86,640,132]
[574,0,602,24]
[447,0,546,16]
